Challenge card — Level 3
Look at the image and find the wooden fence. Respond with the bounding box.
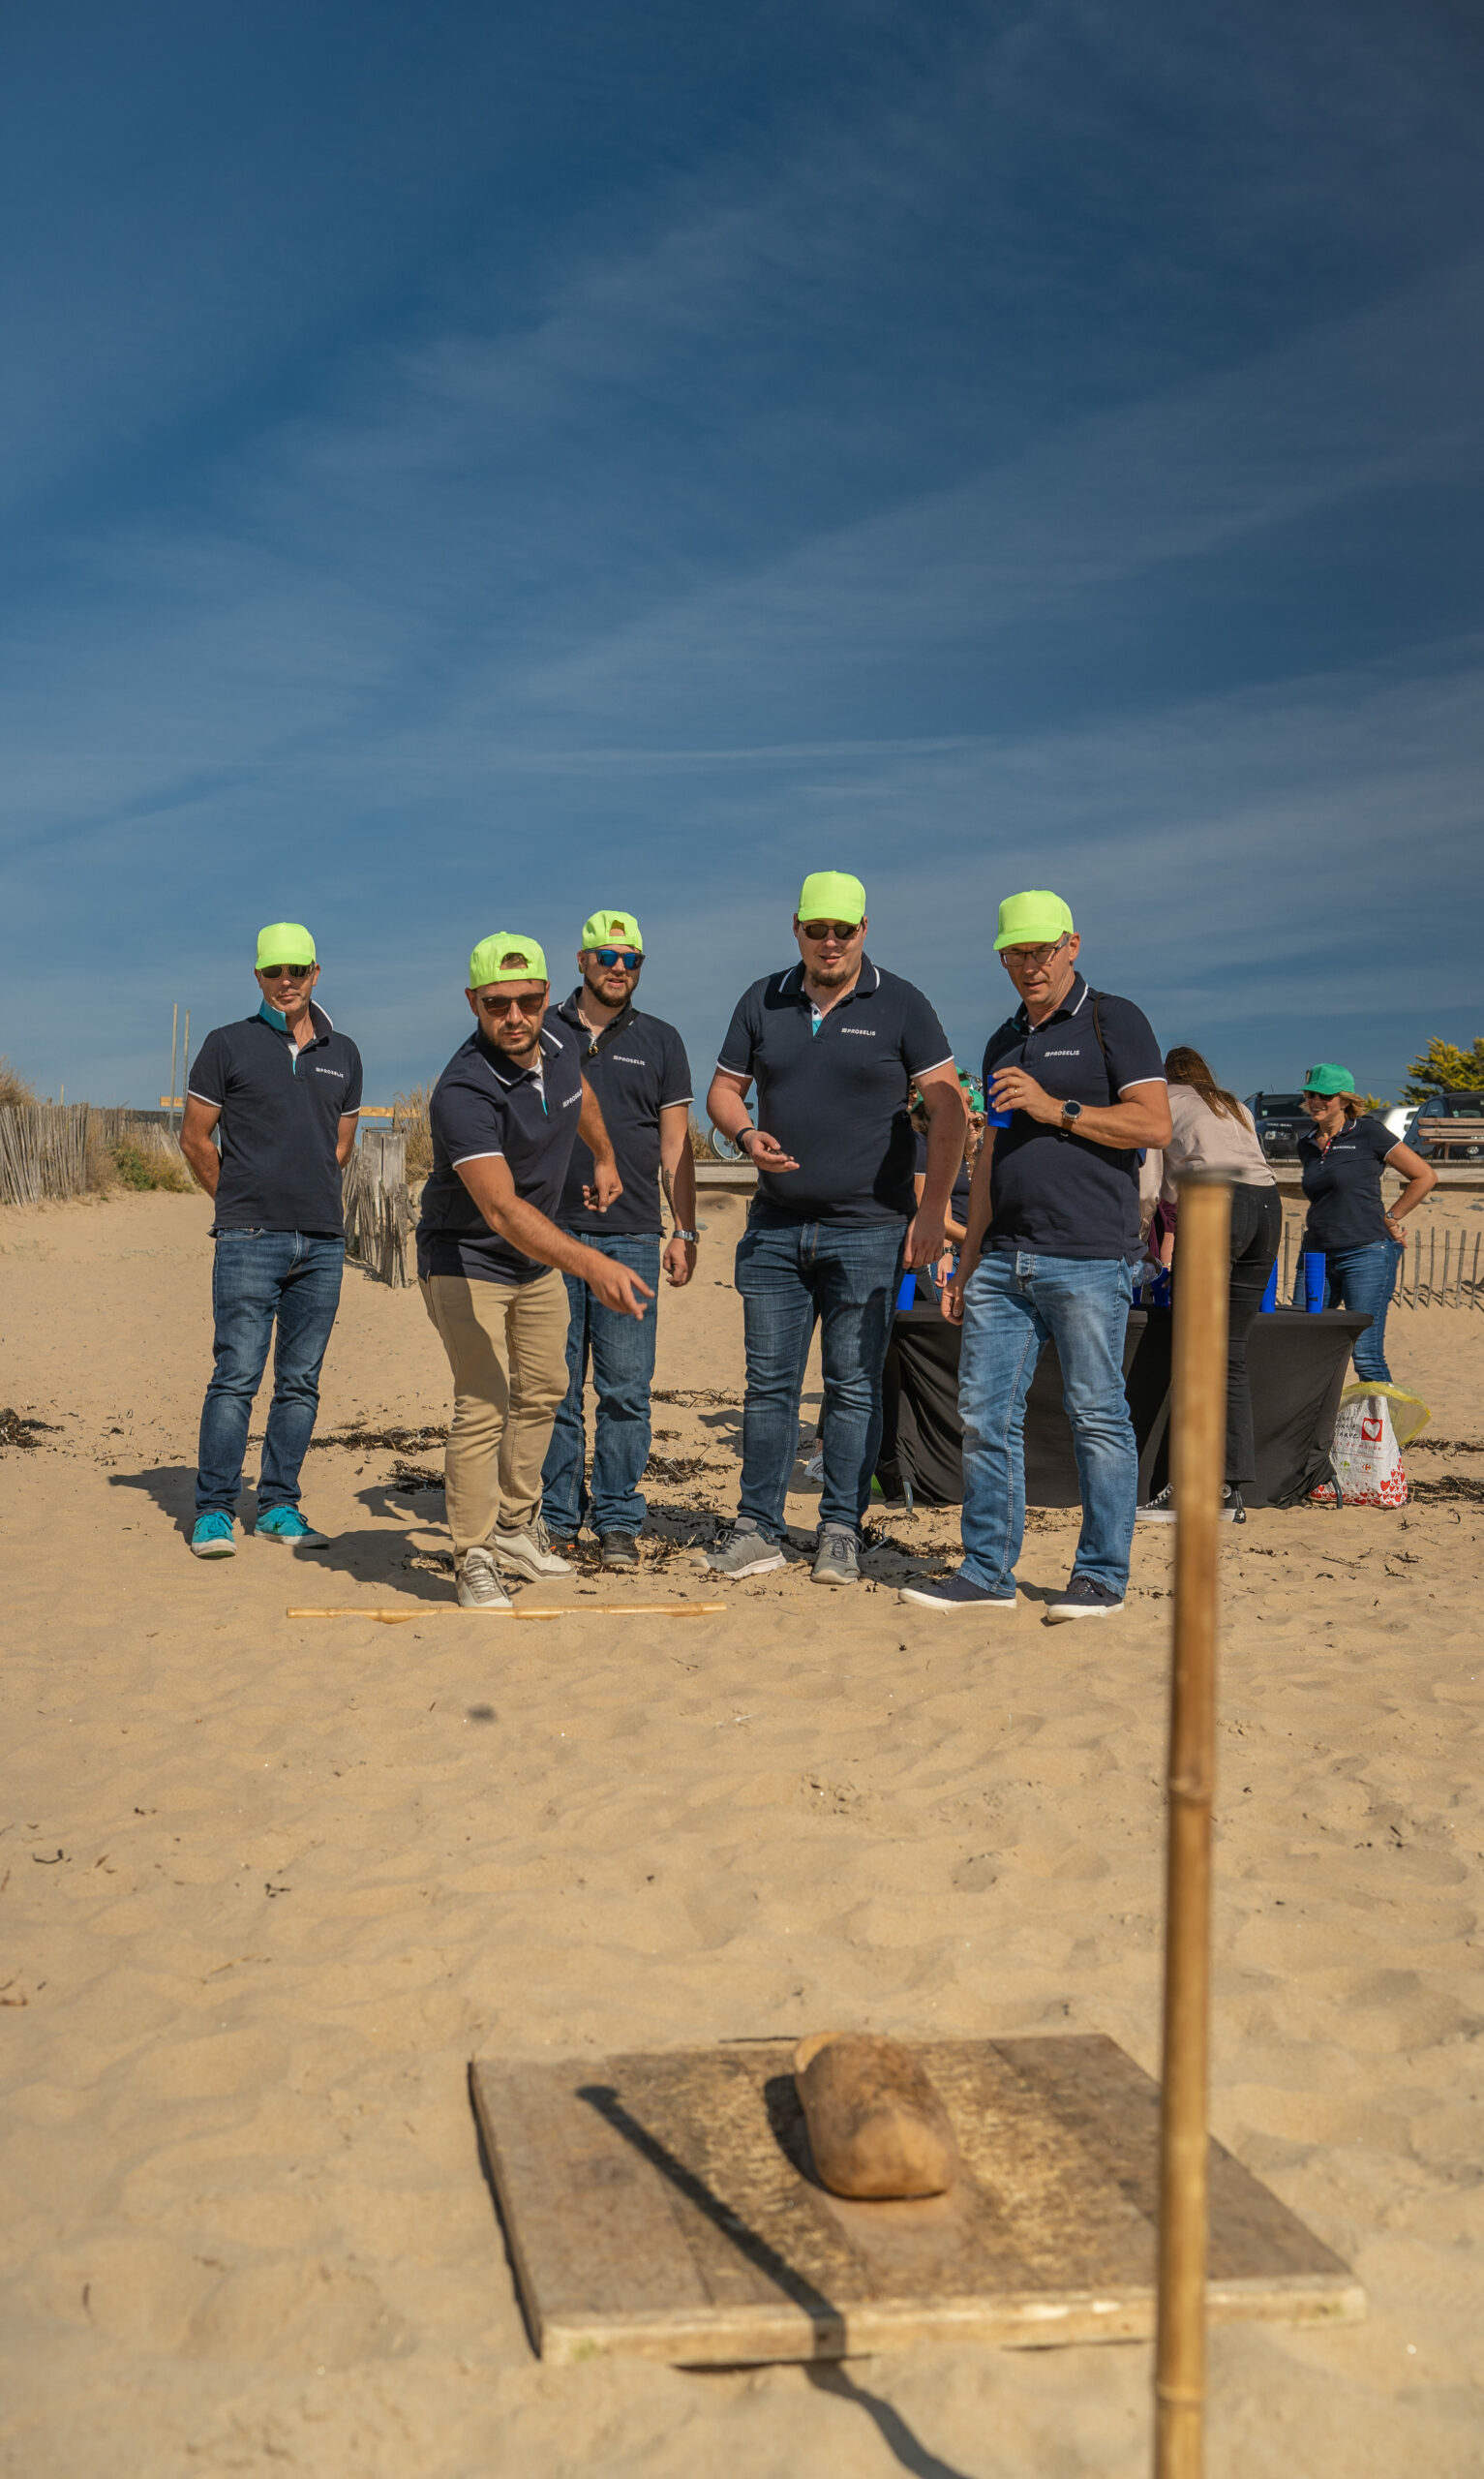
[0,1104,188,1206]
[343,1130,413,1288]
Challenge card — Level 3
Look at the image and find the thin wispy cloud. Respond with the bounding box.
[1,0,1480,1102]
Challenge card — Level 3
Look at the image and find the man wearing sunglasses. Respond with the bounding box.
[416,933,652,1610]
[542,909,696,1570]
[706,871,962,1587]
[900,891,1170,1625]
[181,923,363,1558]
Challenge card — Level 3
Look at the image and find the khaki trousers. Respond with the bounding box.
[420,1270,571,1554]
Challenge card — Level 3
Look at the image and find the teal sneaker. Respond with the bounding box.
[255,1506,330,1548]
[191,1512,236,1559]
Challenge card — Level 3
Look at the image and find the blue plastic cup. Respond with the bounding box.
[1302,1251,1326,1313]
[1259,1261,1278,1313]
[984,1105,1013,1128]
[895,1268,918,1313]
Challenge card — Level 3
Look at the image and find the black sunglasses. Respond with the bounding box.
[592,947,642,969]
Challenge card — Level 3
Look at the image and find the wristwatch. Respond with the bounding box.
[672,1228,700,1244]
[1059,1099,1084,1132]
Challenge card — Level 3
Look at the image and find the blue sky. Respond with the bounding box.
[4,0,1482,1107]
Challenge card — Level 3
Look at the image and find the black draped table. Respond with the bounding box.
[876,1290,1370,1513]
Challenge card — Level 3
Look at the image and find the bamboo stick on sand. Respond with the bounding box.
[1155,1172,1231,2479]
[287,1602,727,1624]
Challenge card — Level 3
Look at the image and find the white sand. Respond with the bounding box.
[1,1187,1482,2475]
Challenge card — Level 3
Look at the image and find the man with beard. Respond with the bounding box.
[542,909,697,1569]
[705,872,962,1587]
[417,933,653,1611]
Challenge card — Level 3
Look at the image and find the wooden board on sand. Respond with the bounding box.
[469,2035,1364,2367]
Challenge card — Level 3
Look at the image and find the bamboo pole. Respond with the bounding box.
[1473,1234,1480,1311]
[181,1009,191,1117]
[1155,1172,1231,2479]
[286,1602,728,1623]
[168,1004,179,1133]
[1428,1227,1436,1305]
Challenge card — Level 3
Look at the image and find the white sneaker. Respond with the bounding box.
[456,1546,514,1611]
[494,1516,573,1582]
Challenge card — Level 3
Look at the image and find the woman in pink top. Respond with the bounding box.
[1139,1046,1280,1524]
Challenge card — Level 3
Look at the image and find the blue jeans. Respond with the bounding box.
[196,1231,345,1516]
[958,1250,1136,1598]
[1322,1240,1402,1383]
[733,1217,904,1540]
[541,1234,661,1538]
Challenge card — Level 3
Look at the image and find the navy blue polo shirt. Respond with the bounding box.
[553,993,693,1237]
[417,1020,586,1284]
[915,1131,972,1228]
[1299,1115,1396,1252]
[717,958,954,1226]
[982,974,1165,1261]
[189,1002,363,1235]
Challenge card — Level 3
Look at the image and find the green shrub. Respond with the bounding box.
[112,1141,192,1193]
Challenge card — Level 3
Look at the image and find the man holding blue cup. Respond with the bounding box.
[902,891,1170,1623]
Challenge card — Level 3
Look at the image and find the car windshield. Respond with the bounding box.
[1422,1092,1484,1117]
[1255,1093,1307,1116]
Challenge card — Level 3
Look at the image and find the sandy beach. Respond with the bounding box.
[2,1184,1482,2476]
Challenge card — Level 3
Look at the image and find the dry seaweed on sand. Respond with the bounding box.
[1406,1474,1484,1504]
[651,1388,741,1406]
[0,1408,58,1450]
[309,1423,449,1453]
[644,1452,725,1485]
[391,1461,445,1494]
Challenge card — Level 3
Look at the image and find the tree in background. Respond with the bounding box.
[1405,1036,1484,1103]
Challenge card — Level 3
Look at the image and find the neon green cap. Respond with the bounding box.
[1303,1062,1355,1096]
[468,933,548,989]
[580,908,644,953]
[993,890,1075,952]
[798,871,865,925]
[256,922,317,970]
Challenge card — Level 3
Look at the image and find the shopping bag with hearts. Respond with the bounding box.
[1329,1388,1408,1508]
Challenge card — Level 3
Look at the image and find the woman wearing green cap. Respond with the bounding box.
[1297,1064,1435,1381]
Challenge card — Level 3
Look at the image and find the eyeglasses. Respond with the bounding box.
[800,920,862,941]
[1002,934,1071,970]
[592,948,642,970]
[478,990,547,1019]
[259,963,315,980]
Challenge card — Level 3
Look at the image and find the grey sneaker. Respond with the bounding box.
[456,1546,514,1611]
[599,1532,640,1570]
[811,1526,860,1587]
[706,1521,786,1580]
[494,1515,572,1582]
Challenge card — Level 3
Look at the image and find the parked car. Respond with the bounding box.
[1244,1092,1312,1161]
[1404,1090,1484,1163]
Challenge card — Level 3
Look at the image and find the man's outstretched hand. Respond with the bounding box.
[586,1255,655,1319]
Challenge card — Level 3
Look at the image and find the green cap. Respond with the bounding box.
[1303,1062,1356,1096]
[798,871,865,925]
[468,933,548,989]
[581,908,644,953]
[993,891,1075,951]
[256,922,317,970]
